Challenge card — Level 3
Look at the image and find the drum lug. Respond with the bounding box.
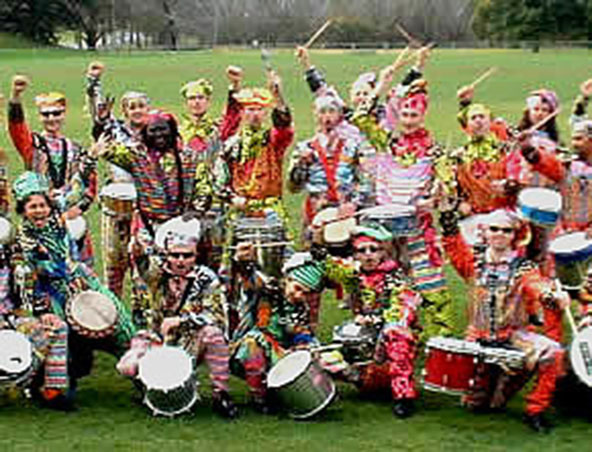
[469,378,474,388]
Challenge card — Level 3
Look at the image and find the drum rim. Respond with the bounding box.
[267,350,313,388]
[138,346,194,390]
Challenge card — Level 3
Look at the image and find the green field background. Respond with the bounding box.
[0,48,590,451]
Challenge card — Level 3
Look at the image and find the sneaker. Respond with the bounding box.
[523,413,552,433]
[212,391,239,419]
[392,399,414,419]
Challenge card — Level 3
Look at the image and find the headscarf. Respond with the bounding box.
[526,89,559,113]
[180,79,214,99]
[12,172,50,203]
[352,225,393,247]
[35,92,66,112]
[282,252,325,292]
[234,88,273,108]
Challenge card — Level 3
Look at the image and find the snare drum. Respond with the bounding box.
[550,232,592,290]
[100,182,137,216]
[312,208,356,256]
[518,188,562,227]
[360,204,418,237]
[267,350,336,419]
[423,337,483,394]
[65,216,87,242]
[66,290,118,339]
[332,320,377,364]
[0,330,37,388]
[138,345,198,417]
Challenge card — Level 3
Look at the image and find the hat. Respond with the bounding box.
[12,171,50,203]
[120,91,150,110]
[234,88,273,108]
[458,103,492,129]
[352,225,393,245]
[527,89,559,113]
[482,209,520,228]
[351,72,377,95]
[35,92,66,112]
[157,218,202,250]
[180,79,213,98]
[572,119,592,138]
[282,252,325,292]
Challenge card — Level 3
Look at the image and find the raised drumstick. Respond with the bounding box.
[469,67,497,89]
[304,19,333,49]
[528,108,561,134]
[395,22,422,48]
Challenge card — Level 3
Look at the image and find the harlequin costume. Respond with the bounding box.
[314,226,422,417]
[11,172,135,381]
[8,92,97,267]
[100,110,212,325]
[440,208,563,426]
[86,73,149,297]
[352,81,453,338]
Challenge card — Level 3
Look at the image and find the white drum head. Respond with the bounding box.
[312,208,338,227]
[550,232,592,255]
[518,188,562,213]
[570,326,592,388]
[426,336,481,354]
[0,217,13,245]
[138,346,193,390]
[155,216,201,250]
[361,204,415,219]
[267,350,312,389]
[66,216,87,241]
[70,290,117,331]
[0,330,32,374]
[100,182,137,200]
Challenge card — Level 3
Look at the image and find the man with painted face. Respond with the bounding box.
[98,110,212,327]
[85,61,150,297]
[8,76,98,267]
[439,207,567,432]
[116,221,237,419]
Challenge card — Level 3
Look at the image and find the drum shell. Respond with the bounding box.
[268,351,336,419]
[143,374,198,417]
[100,183,136,216]
[0,330,40,388]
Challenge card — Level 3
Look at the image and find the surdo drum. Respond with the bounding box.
[66,290,118,339]
[100,182,137,216]
[517,188,562,228]
[549,232,592,291]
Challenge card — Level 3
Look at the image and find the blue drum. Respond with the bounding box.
[518,188,562,228]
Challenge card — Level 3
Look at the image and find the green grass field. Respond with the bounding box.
[0,48,591,451]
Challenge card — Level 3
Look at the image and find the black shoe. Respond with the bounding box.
[41,394,77,412]
[523,413,551,433]
[212,391,239,419]
[392,399,414,419]
[250,395,276,415]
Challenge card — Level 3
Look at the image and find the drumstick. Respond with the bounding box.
[527,108,561,134]
[469,67,497,89]
[304,19,333,49]
[554,279,578,334]
[395,22,422,48]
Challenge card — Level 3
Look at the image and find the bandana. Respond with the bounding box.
[398,92,428,115]
[527,89,559,113]
[282,252,324,292]
[234,88,273,108]
[13,172,50,203]
[180,79,213,98]
[482,209,520,229]
[352,225,393,246]
[35,92,66,112]
[120,91,150,111]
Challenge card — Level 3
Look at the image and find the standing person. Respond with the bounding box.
[85,61,150,297]
[117,224,238,419]
[97,110,212,327]
[440,207,567,432]
[8,76,97,267]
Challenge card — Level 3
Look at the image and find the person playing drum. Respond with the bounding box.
[117,223,238,419]
[231,244,324,414]
[85,61,150,298]
[10,171,136,387]
[7,76,97,267]
[311,225,423,418]
[439,207,568,432]
[96,110,213,327]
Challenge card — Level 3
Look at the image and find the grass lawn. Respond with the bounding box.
[0,47,591,451]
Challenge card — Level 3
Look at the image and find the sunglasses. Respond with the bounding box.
[40,110,64,118]
[489,226,515,234]
[169,252,195,259]
[354,245,381,254]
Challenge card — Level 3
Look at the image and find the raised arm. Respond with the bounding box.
[7,76,34,167]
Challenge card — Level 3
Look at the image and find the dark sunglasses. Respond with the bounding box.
[354,245,381,254]
[489,226,514,234]
[40,110,64,118]
[169,252,195,259]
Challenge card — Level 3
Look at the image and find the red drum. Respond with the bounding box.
[423,337,483,394]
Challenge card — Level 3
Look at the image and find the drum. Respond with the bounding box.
[0,330,37,388]
[66,290,118,339]
[100,182,137,215]
[549,232,592,290]
[65,216,87,242]
[0,217,13,245]
[233,216,287,277]
[359,204,418,237]
[267,350,336,419]
[517,188,562,227]
[479,344,525,371]
[154,216,202,251]
[423,337,482,394]
[569,326,592,388]
[138,345,198,417]
[312,208,356,256]
[332,320,377,364]
[459,214,488,246]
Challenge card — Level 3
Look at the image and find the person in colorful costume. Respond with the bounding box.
[8,76,97,267]
[178,69,243,270]
[11,172,135,384]
[231,244,322,413]
[439,207,567,432]
[85,61,150,298]
[310,225,422,418]
[97,110,212,327]
[116,220,238,418]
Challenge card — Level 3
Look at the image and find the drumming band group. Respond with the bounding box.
[2,45,592,432]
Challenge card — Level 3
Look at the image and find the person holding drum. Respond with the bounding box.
[11,171,136,386]
[117,223,238,419]
[7,76,98,267]
[85,61,150,298]
[231,244,324,414]
[96,109,213,327]
[439,207,568,432]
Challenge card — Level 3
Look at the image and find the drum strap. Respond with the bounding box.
[311,138,344,203]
